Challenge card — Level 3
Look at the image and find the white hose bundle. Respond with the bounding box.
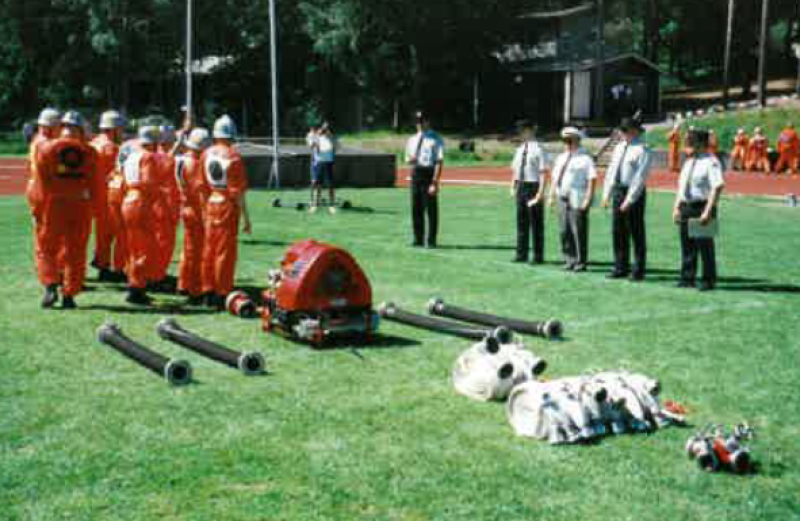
[452,337,546,402]
[507,371,684,444]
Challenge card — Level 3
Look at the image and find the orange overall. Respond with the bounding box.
[152,153,180,282]
[200,143,248,298]
[27,133,50,271]
[35,138,96,297]
[667,129,681,173]
[747,136,770,173]
[121,150,160,289]
[89,134,119,268]
[775,128,799,175]
[176,152,209,297]
[731,134,749,171]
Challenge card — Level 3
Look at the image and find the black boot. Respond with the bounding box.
[126,288,152,306]
[41,284,59,309]
[62,296,77,309]
[98,268,115,282]
[186,294,204,306]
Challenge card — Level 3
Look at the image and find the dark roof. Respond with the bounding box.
[512,53,661,74]
[519,3,594,20]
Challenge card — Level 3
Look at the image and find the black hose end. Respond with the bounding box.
[156,318,181,340]
[164,359,193,386]
[531,358,547,376]
[492,327,513,345]
[498,363,515,380]
[427,297,444,315]
[97,322,122,344]
[237,352,266,376]
[484,335,500,354]
[544,320,563,340]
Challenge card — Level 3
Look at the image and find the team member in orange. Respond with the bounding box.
[176,128,211,304]
[774,123,799,175]
[27,108,62,269]
[747,127,771,173]
[667,123,682,173]
[89,110,125,281]
[121,126,161,305]
[730,128,750,171]
[200,115,252,308]
[35,111,97,309]
[150,124,180,289]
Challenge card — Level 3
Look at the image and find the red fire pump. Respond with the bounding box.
[261,240,379,345]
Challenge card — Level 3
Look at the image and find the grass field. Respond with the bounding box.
[2,187,800,520]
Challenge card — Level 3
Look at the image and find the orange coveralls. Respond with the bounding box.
[775,128,799,175]
[176,152,209,297]
[27,133,50,269]
[152,152,180,282]
[200,143,248,298]
[667,129,681,173]
[89,134,119,269]
[730,134,749,171]
[747,135,770,173]
[35,138,96,297]
[121,150,159,290]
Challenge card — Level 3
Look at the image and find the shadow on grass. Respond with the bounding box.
[717,283,800,294]
[280,333,420,351]
[240,239,292,247]
[436,244,516,251]
[84,304,219,316]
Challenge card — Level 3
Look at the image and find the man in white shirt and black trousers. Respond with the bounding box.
[673,129,725,291]
[549,127,598,272]
[510,120,550,264]
[602,117,652,281]
[405,111,444,248]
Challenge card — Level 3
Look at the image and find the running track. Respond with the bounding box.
[2,157,799,197]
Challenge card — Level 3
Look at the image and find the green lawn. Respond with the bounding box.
[1,187,800,520]
[647,106,800,152]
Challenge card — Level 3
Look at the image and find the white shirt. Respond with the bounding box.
[602,138,652,203]
[550,149,597,208]
[678,153,724,203]
[317,134,336,163]
[306,132,320,163]
[511,141,550,183]
[406,131,444,168]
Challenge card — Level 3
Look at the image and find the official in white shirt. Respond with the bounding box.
[672,129,725,291]
[405,111,444,248]
[310,122,338,214]
[601,117,652,281]
[510,120,550,264]
[549,127,598,272]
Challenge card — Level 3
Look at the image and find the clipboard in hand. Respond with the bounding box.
[688,218,718,239]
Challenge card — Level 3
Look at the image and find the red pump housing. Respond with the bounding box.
[262,240,379,345]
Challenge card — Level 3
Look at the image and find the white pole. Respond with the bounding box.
[269,0,281,188]
[186,0,193,121]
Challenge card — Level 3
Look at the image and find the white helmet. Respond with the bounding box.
[159,124,176,144]
[138,126,161,145]
[37,108,62,127]
[560,126,584,140]
[213,115,237,139]
[99,110,125,130]
[61,110,85,129]
[186,128,211,151]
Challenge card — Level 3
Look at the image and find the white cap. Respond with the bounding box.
[560,126,584,140]
[186,128,211,151]
[99,110,125,130]
[159,124,176,144]
[61,110,85,129]
[737,128,744,134]
[213,115,237,139]
[37,108,62,127]
[755,127,762,133]
[138,126,161,145]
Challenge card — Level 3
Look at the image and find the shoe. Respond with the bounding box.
[629,274,645,282]
[426,243,437,249]
[606,271,628,279]
[698,281,715,292]
[126,288,152,306]
[512,257,527,263]
[98,268,114,282]
[187,295,205,306]
[41,284,59,309]
[531,258,544,265]
[676,280,695,288]
[563,264,575,271]
[62,296,77,309]
[111,271,127,283]
[573,265,587,273]
[411,242,423,248]
[309,206,318,214]
[328,206,337,214]
[205,293,224,309]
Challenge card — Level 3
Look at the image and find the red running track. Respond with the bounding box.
[2,157,798,197]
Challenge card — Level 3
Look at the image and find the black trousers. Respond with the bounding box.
[679,201,717,284]
[411,168,439,246]
[558,198,589,269]
[515,182,544,262]
[611,187,647,277]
